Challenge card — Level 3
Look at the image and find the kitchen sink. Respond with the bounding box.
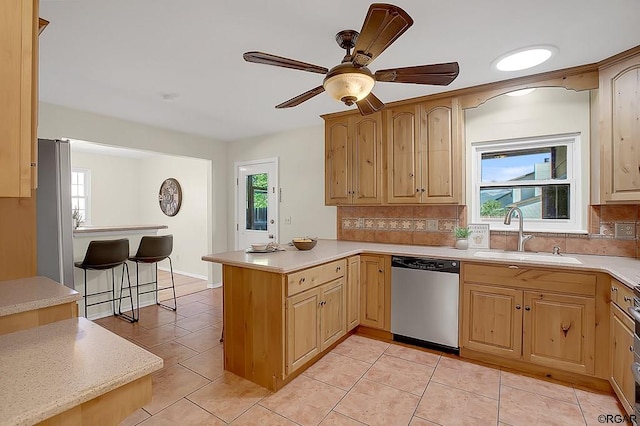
[473,251,582,265]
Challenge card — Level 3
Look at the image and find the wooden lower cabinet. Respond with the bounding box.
[286,287,321,374]
[286,278,346,375]
[461,283,522,359]
[360,255,390,330]
[610,302,635,414]
[523,291,595,374]
[461,264,598,377]
[346,256,360,331]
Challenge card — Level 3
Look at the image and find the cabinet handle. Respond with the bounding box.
[515,305,521,310]
[300,277,305,283]
[421,188,425,193]
[624,296,632,303]
[336,266,341,272]
[416,188,420,193]
[631,346,634,353]
[612,286,618,292]
[379,269,384,273]
[524,306,531,311]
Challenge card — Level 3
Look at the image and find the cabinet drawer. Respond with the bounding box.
[287,259,346,296]
[462,263,596,296]
[611,279,634,312]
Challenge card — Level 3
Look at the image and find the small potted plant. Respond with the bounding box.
[454,227,472,250]
[72,208,84,229]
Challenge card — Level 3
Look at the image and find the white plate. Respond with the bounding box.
[245,247,283,253]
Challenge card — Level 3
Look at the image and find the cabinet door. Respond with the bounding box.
[346,256,361,331]
[325,117,350,205]
[419,99,458,203]
[320,278,346,350]
[0,0,37,197]
[350,113,382,204]
[360,255,390,330]
[610,303,635,415]
[461,283,523,359]
[599,54,640,202]
[286,288,321,374]
[523,291,595,375]
[386,104,421,203]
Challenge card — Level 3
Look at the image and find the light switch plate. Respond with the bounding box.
[614,223,635,238]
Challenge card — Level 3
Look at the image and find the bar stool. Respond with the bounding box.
[128,235,177,318]
[74,238,136,322]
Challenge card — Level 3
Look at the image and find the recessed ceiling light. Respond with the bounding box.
[494,46,556,71]
[506,88,536,97]
[160,93,180,101]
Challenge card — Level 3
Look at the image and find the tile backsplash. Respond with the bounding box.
[337,205,640,259]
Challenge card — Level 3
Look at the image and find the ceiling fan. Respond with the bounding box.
[243,3,460,115]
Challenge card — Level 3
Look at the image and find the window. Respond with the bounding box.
[71,169,90,225]
[245,173,268,231]
[471,134,583,232]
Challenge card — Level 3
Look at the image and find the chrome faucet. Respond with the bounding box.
[503,207,533,252]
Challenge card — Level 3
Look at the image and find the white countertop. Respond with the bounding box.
[73,224,168,235]
[0,317,163,426]
[202,239,640,289]
[0,276,81,317]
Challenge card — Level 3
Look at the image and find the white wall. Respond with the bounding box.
[139,156,210,277]
[39,102,227,285]
[226,125,337,248]
[464,87,591,230]
[70,151,142,226]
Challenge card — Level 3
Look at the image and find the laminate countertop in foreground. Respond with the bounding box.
[0,317,163,426]
[0,276,81,317]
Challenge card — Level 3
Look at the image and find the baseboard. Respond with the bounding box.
[157,266,206,280]
[208,282,222,289]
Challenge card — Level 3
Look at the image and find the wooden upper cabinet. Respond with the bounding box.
[599,52,640,202]
[386,104,421,203]
[0,0,39,197]
[386,97,462,204]
[324,113,383,205]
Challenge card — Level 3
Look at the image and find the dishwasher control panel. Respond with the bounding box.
[391,256,459,273]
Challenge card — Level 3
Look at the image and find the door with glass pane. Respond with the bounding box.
[236,159,279,249]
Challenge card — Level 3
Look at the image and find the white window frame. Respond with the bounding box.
[470,133,583,233]
[71,168,91,225]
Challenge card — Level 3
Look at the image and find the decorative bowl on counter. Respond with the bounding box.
[251,243,270,251]
[292,238,317,251]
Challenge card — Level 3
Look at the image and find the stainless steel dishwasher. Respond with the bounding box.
[391,256,460,354]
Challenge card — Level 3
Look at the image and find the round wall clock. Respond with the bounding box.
[158,178,182,217]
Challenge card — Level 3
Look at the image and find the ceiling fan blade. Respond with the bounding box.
[356,92,385,115]
[375,62,460,85]
[275,86,325,109]
[243,51,328,75]
[352,4,413,67]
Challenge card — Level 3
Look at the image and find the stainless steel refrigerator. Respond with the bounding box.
[37,138,75,289]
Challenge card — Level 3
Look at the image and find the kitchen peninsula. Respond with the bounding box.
[203,239,639,399]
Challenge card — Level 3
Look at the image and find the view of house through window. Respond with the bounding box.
[245,173,268,231]
[472,134,580,231]
[71,169,90,225]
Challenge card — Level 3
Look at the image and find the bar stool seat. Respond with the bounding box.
[74,238,136,322]
[128,235,177,319]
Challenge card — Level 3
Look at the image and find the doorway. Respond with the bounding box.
[236,158,279,250]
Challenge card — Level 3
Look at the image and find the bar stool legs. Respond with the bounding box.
[117,262,137,322]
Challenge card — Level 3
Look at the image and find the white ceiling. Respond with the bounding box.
[39,0,640,142]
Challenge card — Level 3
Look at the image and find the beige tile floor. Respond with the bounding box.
[94,287,629,426]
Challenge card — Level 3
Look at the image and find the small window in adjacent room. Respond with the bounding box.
[471,134,582,232]
[71,169,91,225]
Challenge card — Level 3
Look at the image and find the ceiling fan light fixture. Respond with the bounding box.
[323,64,375,106]
[494,46,556,71]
